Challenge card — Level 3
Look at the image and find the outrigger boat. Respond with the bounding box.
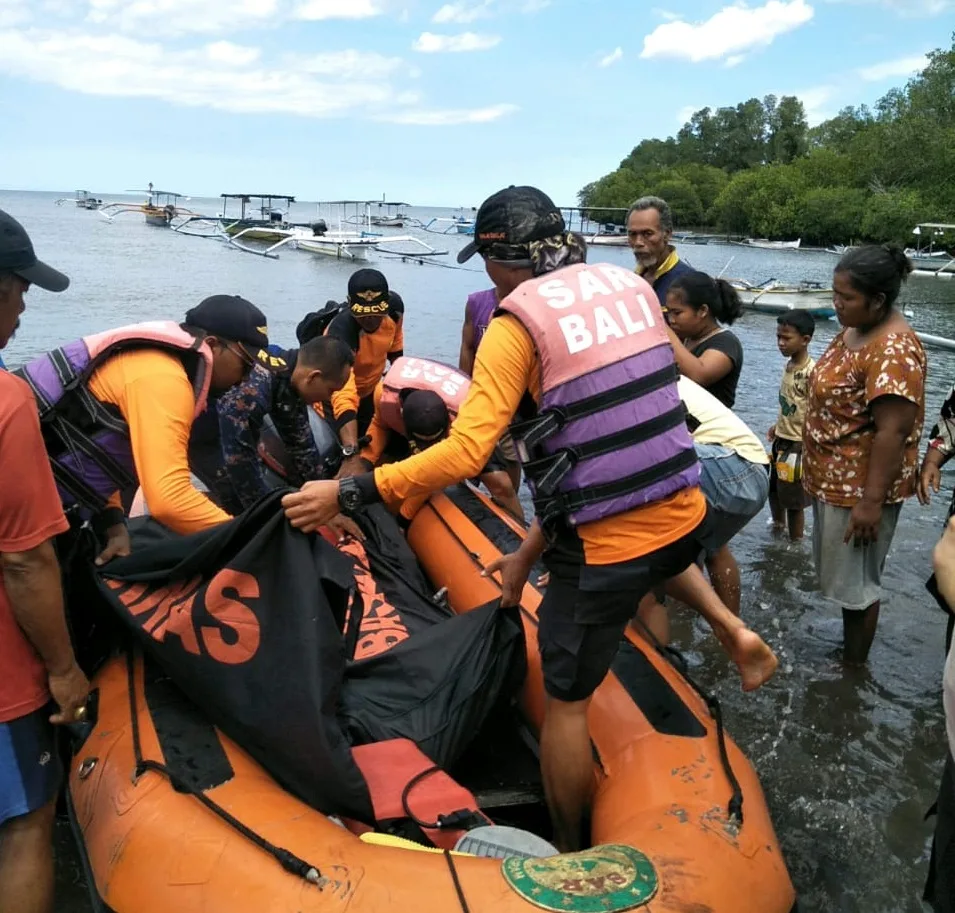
[55,190,103,210]
[224,224,448,262]
[370,196,411,228]
[422,216,475,235]
[561,206,633,248]
[909,223,955,278]
[216,194,311,240]
[173,194,312,242]
[730,278,835,319]
[100,188,200,227]
[738,238,801,251]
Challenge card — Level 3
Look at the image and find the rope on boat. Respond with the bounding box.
[630,615,745,826]
[124,651,325,886]
[444,849,473,913]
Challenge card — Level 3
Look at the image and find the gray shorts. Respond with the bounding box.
[695,443,770,555]
[811,498,903,610]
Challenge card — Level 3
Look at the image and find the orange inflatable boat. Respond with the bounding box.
[67,483,797,913]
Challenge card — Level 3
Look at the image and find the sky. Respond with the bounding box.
[0,0,950,207]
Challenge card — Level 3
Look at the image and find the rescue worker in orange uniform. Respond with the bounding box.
[16,295,275,556]
[361,355,524,522]
[282,186,778,852]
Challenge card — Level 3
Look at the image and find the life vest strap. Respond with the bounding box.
[510,362,679,459]
[523,404,690,498]
[535,445,699,526]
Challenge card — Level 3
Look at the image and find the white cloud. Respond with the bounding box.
[677,104,699,124]
[725,53,745,67]
[857,53,929,81]
[432,1,493,23]
[651,7,681,19]
[823,0,952,15]
[205,41,260,67]
[285,49,405,79]
[412,31,501,52]
[380,102,518,124]
[598,47,623,67]
[0,26,501,125]
[792,84,834,125]
[82,0,386,34]
[86,0,283,35]
[641,0,814,64]
[294,0,384,20]
[0,0,31,27]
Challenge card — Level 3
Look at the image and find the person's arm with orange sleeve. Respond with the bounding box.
[369,315,533,506]
[359,384,390,469]
[95,355,232,535]
[332,367,361,451]
[388,317,404,363]
[281,316,534,532]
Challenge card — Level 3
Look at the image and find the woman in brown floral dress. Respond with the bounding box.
[803,245,926,664]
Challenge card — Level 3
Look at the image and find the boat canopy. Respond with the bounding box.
[221,193,296,203]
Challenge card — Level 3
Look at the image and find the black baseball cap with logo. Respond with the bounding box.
[457,186,566,264]
[0,209,70,292]
[184,294,283,370]
[347,268,391,316]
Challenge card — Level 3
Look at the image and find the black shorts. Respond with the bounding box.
[769,438,810,511]
[926,749,955,913]
[537,512,713,702]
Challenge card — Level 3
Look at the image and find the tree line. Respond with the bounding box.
[578,36,955,246]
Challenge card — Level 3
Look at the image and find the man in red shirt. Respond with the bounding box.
[0,209,89,913]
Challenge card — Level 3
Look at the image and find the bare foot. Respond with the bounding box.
[730,628,779,692]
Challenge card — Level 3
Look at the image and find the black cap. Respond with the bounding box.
[457,186,565,264]
[348,268,390,316]
[401,389,449,438]
[0,209,70,292]
[184,294,274,367]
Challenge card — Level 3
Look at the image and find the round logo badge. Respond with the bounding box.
[501,844,658,912]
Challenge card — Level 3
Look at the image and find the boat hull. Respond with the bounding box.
[296,238,375,261]
[68,485,796,913]
[144,210,172,228]
[586,236,631,247]
[734,287,834,319]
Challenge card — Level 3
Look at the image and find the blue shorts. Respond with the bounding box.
[0,704,62,827]
[695,442,770,556]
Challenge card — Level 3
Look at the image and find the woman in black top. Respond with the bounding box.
[663,271,744,409]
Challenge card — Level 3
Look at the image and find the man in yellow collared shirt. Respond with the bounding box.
[626,196,694,308]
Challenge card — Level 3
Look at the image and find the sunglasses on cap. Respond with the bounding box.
[479,242,532,266]
[408,426,448,453]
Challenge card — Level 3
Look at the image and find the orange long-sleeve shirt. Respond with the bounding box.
[328,315,403,421]
[87,350,232,535]
[374,314,705,565]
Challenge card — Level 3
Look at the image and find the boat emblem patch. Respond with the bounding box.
[501,844,658,912]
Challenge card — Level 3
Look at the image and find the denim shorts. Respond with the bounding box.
[695,443,770,554]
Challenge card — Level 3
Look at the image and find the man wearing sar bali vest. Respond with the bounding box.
[282,186,779,852]
[16,294,276,561]
[361,355,524,522]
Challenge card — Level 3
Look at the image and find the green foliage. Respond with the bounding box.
[860,190,933,243]
[578,35,955,243]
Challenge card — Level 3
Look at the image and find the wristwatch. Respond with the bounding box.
[341,443,359,458]
[338,476,363,511]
